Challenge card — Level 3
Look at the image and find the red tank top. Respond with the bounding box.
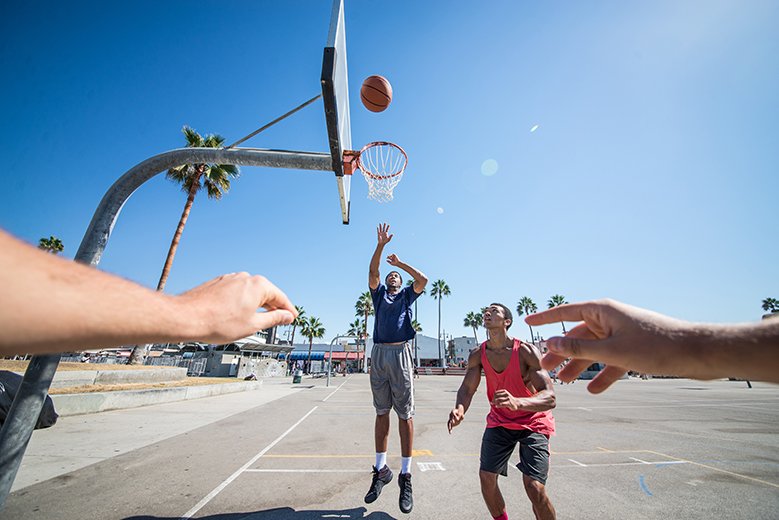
[481,339,555,435]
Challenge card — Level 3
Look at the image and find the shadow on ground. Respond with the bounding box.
[125,507,396,520]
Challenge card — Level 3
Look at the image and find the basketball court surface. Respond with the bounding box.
[5,376,778,519]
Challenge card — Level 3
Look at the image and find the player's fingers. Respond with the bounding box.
[587,365,628,394]
[525,302,600,327]
[251,309,295,331]
[557,358,593,382]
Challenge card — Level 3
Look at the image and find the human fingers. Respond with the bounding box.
[251,276,296,315]
[557,359,593,382]
[586,365,629,394]
[540,323,595,371]
[250,309,296,331]
[525,301,604,327]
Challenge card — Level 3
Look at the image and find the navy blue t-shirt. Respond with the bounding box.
[370,284,421,344]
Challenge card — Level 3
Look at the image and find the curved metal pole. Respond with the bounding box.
[0,147,332,508]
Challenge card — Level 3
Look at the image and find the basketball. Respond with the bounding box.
[360,75,393,112]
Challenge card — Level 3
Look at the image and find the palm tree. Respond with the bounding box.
[289,305,306,347]
[431,279,451,367]
[547,294,569,333]
[347,318,365,338]
[516,296,538,343]
[762,298,779,313]
[300,316,325,374]
[406,279,426,368]
[157,125,240,292]
[355,291,374,370]
[463,311,482,344]
[38,236,64,254]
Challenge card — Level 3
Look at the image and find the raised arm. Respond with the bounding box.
[448,347,483,433]
[525,299,779,394]
[369,223,393,290]
[493,344,556,412]
[386,254,428,294]
[0,229,297,356]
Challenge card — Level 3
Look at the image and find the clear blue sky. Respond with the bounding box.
[1,1,777,345]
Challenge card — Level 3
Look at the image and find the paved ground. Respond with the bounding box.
[4,376,778,520]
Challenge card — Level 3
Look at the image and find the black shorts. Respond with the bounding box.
[480,427,550,485]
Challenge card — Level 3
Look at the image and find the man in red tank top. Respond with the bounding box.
[448,303,557,520]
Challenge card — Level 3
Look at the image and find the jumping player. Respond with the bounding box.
[448,303,557,520]
[364,223,428,514]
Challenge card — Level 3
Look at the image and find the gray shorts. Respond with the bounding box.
[370,342,415,420]
[480,427,550,484]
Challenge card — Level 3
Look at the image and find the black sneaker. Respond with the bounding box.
[364,465,393,504]
[398,472,413,514]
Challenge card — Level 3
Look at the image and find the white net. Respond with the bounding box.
[357,142,407,202]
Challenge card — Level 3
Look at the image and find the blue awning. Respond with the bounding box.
[282,351,325,361]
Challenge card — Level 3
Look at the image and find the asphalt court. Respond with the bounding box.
[5,376,779,519]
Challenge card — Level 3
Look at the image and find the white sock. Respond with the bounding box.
[375,452,387,469]
[401,456,412,474]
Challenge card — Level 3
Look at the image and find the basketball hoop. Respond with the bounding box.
[343,141,408,202]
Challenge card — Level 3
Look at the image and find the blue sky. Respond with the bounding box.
[1,1,777,345]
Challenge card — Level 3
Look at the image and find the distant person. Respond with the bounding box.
[448,303,557,520]
[0,228,297,357]
[364,223,428,514]
[525,299,779,393]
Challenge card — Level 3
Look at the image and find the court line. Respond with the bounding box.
[568,459,587,467]
[322,376,351,402]
[245,469,365,473]
[638,475,653,496]
[630,457,650,464]
[646,450,779,489]
[180,406,318,519]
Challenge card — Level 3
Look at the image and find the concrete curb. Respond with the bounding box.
[15,368,190,389]
[51,380,263,416]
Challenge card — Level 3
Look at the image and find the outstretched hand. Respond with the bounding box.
[386,253,401,267]
[177,272,297,344]
[525,299,689,393]
[376,223,393,246]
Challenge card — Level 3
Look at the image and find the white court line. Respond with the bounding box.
[629,457,650,464]
[568,459,587,467]
[557,460,688,468]
[323,376,351,402]
[245,469,365,473]
[180,406,318,519]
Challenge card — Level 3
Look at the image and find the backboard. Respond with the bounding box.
[321,0,352,224]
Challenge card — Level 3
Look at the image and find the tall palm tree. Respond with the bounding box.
[347,318,365,338]
[38,236,64,254]
[431,279,451,367]
[355,291,374,370]
[406,279,426,368]
[463,311,482,344]
[289,305,306,347]
[300,316,325,374]
[762,297,779,313]
[547,294,569,333]
[157,125,240,292]
[516,296,538,343]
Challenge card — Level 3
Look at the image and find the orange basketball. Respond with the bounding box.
[360,75,393,112]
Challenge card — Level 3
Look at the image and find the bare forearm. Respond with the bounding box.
[455,386,475,415]
[681,320,779,383]
[0,233,198,354]
[517,390,556,412]
[369,243,384,279]
[394,260,428,287]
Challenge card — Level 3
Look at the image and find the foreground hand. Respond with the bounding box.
[377,223,393,246]
[525,299,687,393]
[447,407,464,433]
[492,389,521,411]
[177,272,297,344]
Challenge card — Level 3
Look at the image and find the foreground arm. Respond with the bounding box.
[493,344,556,412]
[386,254,428,294]
[0,229,297,356]
[526,299,779,394]
[369,223,392,290]
[448,348,482,432]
